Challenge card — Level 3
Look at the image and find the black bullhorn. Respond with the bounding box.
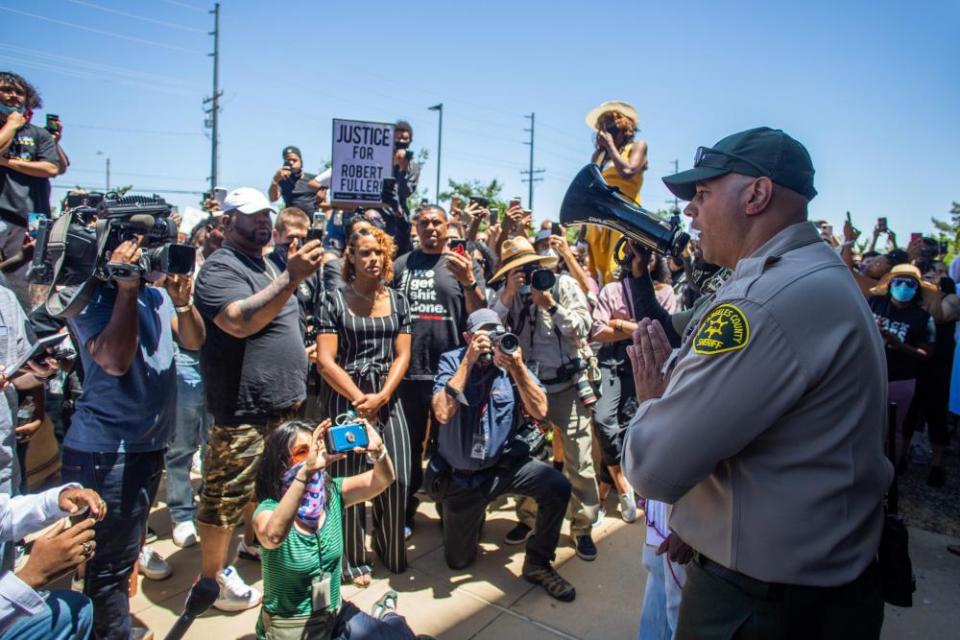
[559,164,689,257]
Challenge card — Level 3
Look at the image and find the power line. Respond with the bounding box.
[157,0,208,13]
[64,0,205,33]
[0,6,204,54]
[0,43,205,90]
[3,58,197,97]
[69,124,203,137]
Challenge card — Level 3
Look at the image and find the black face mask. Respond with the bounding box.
[395,140,410,150]
[604,123,620,137]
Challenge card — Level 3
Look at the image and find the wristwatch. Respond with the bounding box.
[175,300,194,313]
[366,446,388,465]
[464,280,479,290]
[547,303,559,315]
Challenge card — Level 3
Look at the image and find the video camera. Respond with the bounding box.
[30,192,196,318]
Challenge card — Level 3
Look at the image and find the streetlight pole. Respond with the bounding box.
[97,151,110,190]
[428,103,443,201]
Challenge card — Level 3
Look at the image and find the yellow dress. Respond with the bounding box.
[585,143,644,285]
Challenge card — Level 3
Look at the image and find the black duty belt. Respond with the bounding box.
[694,553,878,603]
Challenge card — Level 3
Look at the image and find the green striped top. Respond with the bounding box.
[255,477,344,621]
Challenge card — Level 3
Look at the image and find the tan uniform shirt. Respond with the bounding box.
[623,222,893,586]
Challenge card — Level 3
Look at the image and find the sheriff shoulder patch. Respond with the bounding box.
[693,304,750,355]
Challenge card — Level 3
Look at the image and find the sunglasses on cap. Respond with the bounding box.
[890,278,919,289]
[694,146,770,176]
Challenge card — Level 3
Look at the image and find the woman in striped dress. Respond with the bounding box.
[316,226,412,584]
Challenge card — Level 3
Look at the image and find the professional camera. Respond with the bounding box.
[519,263,556,297]
[30,192,195,318]
[479,326,519,365]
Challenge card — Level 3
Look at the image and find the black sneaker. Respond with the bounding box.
[574,534,597,561]
[504,523,533,545]
[927,465,946,487]
[522,562,575,602]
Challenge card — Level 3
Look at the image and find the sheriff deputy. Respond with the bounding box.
[622,127,893,639]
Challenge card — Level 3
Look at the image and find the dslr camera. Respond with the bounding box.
[31,193,195,317]
[519,263,556,298]
[479,326,520,366]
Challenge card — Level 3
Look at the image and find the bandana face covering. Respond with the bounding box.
[281,462,327,529]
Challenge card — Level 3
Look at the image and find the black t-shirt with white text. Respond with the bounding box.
[195,245,307,421]
[0,123,59,225]
[869,295,934,381]
[392,250,484,380]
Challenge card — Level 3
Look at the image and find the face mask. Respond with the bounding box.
[0,103,24,118]
[890,283,918,303]
[538,248,558,260]
[280,462,326,529]
[395,140,410,150]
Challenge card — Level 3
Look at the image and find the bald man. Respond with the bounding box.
[622,128,891,639]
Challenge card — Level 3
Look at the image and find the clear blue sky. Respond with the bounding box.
[3,0,958,240]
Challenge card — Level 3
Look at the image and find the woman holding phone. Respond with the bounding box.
[253,419,422,639]
[315,226,412,585]
[583,101,648,285]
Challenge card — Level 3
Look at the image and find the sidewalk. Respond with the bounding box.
[120,489,960,639]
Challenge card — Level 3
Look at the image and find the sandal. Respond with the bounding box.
[351,574,372,588]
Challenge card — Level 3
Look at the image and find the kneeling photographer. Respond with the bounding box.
[427,309,575,602]
[490,237,601,562]
[31,193,203,640]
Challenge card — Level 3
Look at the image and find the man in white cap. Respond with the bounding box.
[193,187,324,611]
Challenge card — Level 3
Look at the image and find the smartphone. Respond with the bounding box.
[325,422,369,454]
[488,207,499,225]
[45,114,60,134]
[551,222,563,237]
[509,196,522,210]
[910,232,922,246]
[468,196,489,209]
[845,211,852,225]
[27,212,42,239]
[448,238,467,256]
[877,217,888,232]
[306,227,324,242]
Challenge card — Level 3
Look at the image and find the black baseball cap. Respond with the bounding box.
[663,127,817,201]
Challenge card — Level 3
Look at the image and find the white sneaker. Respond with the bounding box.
[237,538,261,562]
[172,521,198,548]
[593,505,606,527]
[138,546,172,581]
[619,492,638,523]
[214,565,262,612]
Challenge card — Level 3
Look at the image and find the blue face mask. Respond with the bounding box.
[890,283,917,303]
[0,103,25,120]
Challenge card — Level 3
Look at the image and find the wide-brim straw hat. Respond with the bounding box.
[490,236,558,284]
[870,263,937,296]
[585,100,639,130]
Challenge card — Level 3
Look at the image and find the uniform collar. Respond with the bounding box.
[732,221,821,280]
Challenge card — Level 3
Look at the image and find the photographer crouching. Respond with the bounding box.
[62,234,204,640]
[427,309,575,602]
[490,237,600,561]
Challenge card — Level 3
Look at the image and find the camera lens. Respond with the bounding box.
[496,332,520,355]
[531,269,556,292]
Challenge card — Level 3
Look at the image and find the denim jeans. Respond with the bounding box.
[639,543,685,640]
[0,590,93,640]
[165,378,210,524]
[61,448,164,640]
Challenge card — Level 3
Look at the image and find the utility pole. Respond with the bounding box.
[521,113,545,209]
[203,3,222,193]
[428,104,443,201]
[106,157,111,191]
[97,150,110,190]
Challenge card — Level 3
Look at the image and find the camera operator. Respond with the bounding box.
[61,235,204,640]
[392,205,485,536]
[490,237,601,561]
[0,72,61,306]
[193,187,323,612]
[428,308,575,601]
[268,146,320,216]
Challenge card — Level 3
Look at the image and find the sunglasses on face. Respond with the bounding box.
[290,444,310,465]
[890,278,918,289]
[694,146,770,176]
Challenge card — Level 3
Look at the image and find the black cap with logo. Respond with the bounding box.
[663,127,817,202]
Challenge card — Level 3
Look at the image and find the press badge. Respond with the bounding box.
[311,571,333,611]
[470,433,486,461]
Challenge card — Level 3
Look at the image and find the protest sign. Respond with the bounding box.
[331,118,394,208]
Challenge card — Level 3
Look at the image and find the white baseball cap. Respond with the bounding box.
[221,187,276,216]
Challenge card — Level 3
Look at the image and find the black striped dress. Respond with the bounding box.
[317,287,411,578]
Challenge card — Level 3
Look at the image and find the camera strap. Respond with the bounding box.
[42,212,110,319]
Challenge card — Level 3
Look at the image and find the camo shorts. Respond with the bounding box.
[197,415,287,527]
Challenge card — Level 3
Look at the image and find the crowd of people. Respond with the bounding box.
[0,69,956,640]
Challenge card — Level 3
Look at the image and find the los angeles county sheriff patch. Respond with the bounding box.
[693,304,750,355]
